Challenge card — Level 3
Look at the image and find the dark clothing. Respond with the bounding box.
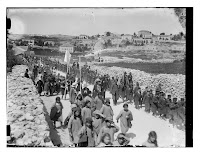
[37,80,44,94]
[50,106,62,121]
[82,87,91,98]
[24,72,29,78]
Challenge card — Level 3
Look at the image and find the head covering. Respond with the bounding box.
[95,78,101,84]
[56,97,61,103]
[105,117,114,123]
[71,104,77,109]
[85,117,93,124]
[93,110,105,118]
[71,83,77,88]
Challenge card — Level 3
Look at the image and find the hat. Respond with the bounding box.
[95,78,101,83]
[85,117,93,124]
[71,104,77,109]
[71,83,77,88]
[93,110,105,118]
[105,117,114,123]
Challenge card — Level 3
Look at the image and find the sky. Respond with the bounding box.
[7,8,184,36]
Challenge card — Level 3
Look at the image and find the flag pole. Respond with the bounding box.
[79,56,82,93]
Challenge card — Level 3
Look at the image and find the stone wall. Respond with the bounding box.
[7,65,53,147]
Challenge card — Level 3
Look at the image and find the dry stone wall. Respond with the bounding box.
[7,65,53,147]
[89,65,185,99]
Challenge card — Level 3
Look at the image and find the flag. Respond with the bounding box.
[64,50,71,64]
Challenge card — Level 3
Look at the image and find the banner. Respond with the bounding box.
[64,50,71,64]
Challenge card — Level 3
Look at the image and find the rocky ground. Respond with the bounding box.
[7,65,53,146]
[40,70,185,147]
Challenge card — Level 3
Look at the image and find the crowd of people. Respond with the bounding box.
[22,54,185,147]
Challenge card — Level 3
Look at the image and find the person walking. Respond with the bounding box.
[100,99,114,120]
[116,103,133,134]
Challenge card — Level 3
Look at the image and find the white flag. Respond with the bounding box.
[64,50,71,64]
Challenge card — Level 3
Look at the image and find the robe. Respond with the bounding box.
[116,110,133,134]
[94,96,104,110]
[143,95,151,112]
[69,88,76,104]
[81,107,92,124]
[68,116,83,143]
[100,105,114,120]
[78,125,95,147]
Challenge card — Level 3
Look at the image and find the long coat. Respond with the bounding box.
[68,116,83,143]
[111,81,119,101]
[94,96,104,110]
[116,109,133,134]
[134,91,142,108]
[100,105,114,120]
[69,88,76,104]
[143,94,151,112]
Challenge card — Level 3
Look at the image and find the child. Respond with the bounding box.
[98,133,112,147]
[142,131,158,147]
[74,93,84,108]
[94,93,104,110]
[116,103,133,134]
[78,117,95,147]
[97,117,119,145]
[81,100,92,124]
[50,97,63,128]
[68,107,83,146]
[112,133,130,146]
[100,99,114,120]
[92,110,105,146]
[64,104,77,127]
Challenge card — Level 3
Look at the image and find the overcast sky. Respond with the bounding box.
[7,8,184,36]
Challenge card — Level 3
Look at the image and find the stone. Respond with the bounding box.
[25,113,34,121]
[12,130,25,139]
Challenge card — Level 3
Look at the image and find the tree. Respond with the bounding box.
[121,34,124,36]
[134,32,136,36]
[160,33,165,35]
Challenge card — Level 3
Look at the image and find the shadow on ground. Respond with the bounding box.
[42,102,63,147]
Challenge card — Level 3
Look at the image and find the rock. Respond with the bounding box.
[7,65,52,147]
[12,130,25,139]
[25,113,34,121]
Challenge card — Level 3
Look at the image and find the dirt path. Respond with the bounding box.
[41,70,185,147]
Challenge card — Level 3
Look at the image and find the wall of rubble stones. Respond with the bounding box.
[89,65,185,99]
[7,65,53,147]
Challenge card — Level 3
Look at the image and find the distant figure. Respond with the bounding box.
[24,69,29,78]
[36,79,44,96]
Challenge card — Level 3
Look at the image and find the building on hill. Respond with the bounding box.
[44,41,55,46]
[59,43,74,53]
[138,30,153,39]
[121,34,133,41]
[77,35,89,40]
[157,34,172,41]
[22,39,34,46]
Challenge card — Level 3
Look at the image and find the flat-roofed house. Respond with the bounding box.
[157,35,172,41]
[22,39,35,46]
[138,30,153,39]
[59,43,74,53]
[78,35,89,40]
